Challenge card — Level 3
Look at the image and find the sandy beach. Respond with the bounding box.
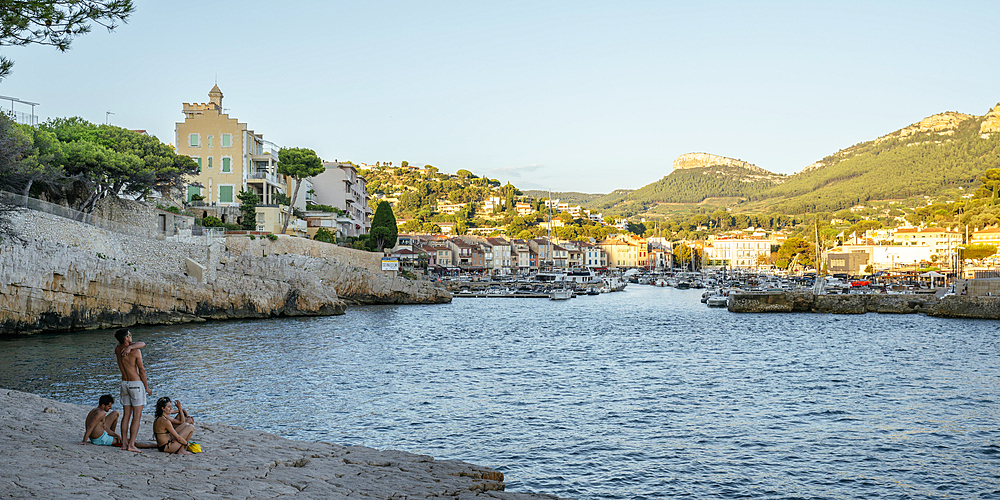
[0,389,562,499]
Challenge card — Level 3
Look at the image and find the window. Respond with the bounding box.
[222,157,232,173]
[189,133,199,147]
[207,136,213,148]
[186,185,202,202]
[222,133,232,147]
[192,157,201,173]
[207,157,213,169]
[219,185,234,203]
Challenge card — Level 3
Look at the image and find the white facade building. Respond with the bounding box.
[311,162,372,237]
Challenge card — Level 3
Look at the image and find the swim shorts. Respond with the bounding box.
[90,431,115,446]
[120,380,146,406]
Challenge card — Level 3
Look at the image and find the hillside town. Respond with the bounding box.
[5,85,1000,285]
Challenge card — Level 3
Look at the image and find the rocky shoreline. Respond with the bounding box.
[728,290,1000,318]
[0,388,561,499]
[0,209,450,335]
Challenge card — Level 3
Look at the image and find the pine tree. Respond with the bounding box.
[236,189,260,230]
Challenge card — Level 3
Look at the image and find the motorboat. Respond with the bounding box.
[706,295,728,307]
[549,288,573,300]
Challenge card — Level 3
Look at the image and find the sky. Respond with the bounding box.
[2,1,999,193]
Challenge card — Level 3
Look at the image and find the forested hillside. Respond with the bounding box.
[591,105,1000,217]
[760,111,1000,213]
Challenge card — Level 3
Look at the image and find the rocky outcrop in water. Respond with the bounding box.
[728,290,1000,318]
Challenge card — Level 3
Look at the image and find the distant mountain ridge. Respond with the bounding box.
[589,102,1000,216]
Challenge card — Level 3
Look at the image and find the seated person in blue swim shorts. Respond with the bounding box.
[80,395,121,446]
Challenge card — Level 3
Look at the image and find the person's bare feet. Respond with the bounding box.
[177,449,193,455]
[124,444,142,453]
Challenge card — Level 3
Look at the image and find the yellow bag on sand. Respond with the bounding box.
[187,442,202,453]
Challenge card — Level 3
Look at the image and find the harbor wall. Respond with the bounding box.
[728,290,1000,318]
[0,209,450,335]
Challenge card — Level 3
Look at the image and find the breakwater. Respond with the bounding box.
[0,208,450,334]
[728,290,1000,318]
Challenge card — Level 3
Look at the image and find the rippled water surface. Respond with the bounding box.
[2,286,999,499]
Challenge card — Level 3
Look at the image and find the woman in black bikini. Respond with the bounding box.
[153,397,195,455]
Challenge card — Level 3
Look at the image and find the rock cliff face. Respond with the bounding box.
[673,153,763,173]
[672,152,787,184]
[0,240,346,334]
[980,103,1000,138]
[0,210,450,335]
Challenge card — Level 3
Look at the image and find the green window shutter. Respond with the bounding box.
[194,157,202,173]
[208,157,213,169]
[222,134,232,147]
[186,186,201,201]
[189,134,199,147]
[220,185,234,203]
[222,157,231,173]
[207,136,213,148]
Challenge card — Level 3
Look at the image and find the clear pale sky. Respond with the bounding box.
[2,1,998,193]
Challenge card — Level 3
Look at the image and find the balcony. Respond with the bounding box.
[247,171,285,187]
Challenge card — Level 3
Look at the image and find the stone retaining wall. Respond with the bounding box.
[225,234,384,273]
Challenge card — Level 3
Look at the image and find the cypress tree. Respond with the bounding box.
[369,201,398,252]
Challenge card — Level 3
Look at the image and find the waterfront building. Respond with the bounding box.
[447,238,485,271]
[511,239,538,272]
[647,237,674,270]
[579,242,608,269]
[709,236,771,269]
[557,240,585,268]
[970,226,1000,246]
[834,244,934,271]
[891,227,963,258]
[311,162,372,237]
[486,237,514,274]
[176,85,287,208]
[598,235,648,269]
[826,250,872,276]
[426,240,453,269]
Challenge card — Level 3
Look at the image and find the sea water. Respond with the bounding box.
[2,286,998,499]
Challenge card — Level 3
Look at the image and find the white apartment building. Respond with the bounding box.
[891,227,963,257]
[311,162,372,237]
[710,237,771,268]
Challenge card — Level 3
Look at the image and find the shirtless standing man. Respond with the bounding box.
[114,328,151,453]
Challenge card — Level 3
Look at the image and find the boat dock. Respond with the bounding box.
[453,292,552,298]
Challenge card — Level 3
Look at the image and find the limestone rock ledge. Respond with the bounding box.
[0,388,562,500]
[728,291,1000,318]
[1,208,452,334]
[0,240,346,334]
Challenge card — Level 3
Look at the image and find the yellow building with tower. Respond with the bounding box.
[175,85,285,207]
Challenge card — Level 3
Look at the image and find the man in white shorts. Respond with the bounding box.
[115,328,151,453]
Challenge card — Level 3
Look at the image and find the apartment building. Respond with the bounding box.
[598,235,648,268]
[486,237,514,274]
[892,227,963,257]
[710,236,772,268]
[176,85,287,208]
[311,162,372,237]
[970,227,1000,245]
